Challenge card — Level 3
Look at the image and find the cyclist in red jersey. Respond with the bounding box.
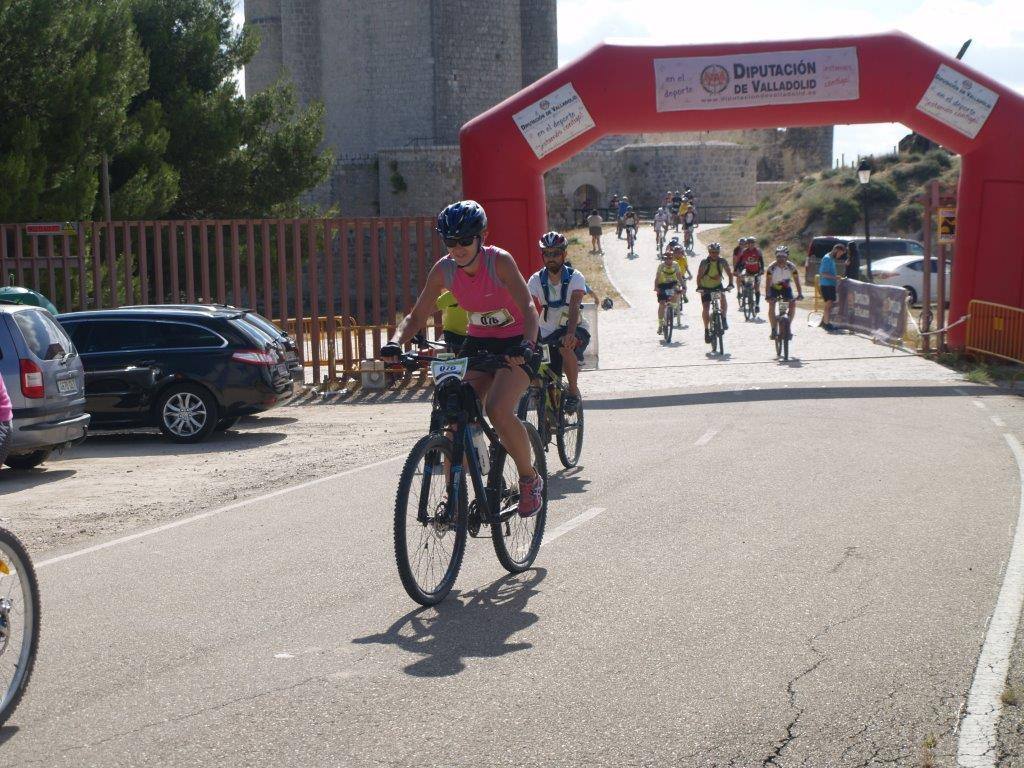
[736,238,765,310]
[381,200,544,517]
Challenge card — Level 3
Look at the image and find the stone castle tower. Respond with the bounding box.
[245,0,557,215]
[245,1,831,223]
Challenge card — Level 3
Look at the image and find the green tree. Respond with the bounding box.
[126,0,331,218]
[0,0,150,221]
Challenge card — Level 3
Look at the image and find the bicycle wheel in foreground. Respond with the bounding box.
[557,393,584,468]
[394,434,468,606]
[0,527,40,729]
[489,422,548,573]
[662,305,673,343]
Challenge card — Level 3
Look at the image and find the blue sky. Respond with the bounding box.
[233,0,1023,163]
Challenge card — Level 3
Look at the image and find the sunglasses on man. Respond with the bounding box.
[443,235,477,248]
[542,247,566,256]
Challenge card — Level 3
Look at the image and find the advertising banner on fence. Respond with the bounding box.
[916,64,998,140]
[653,47,859,112]
[835,279,908,343]
[513,82,597,159]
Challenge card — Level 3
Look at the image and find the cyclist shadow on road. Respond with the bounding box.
[546,466,591,502]
[352,568,546,677]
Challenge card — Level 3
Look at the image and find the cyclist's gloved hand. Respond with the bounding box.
[379,341,403,360]
[510,339,539,366]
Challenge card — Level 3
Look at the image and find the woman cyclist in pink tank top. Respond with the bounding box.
[381,201,543,517]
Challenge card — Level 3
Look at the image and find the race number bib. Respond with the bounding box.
[557,308,570,327]
[468,308,514,328]
[429,357,468,383]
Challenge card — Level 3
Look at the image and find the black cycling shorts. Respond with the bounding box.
[700,287,724,305]
[767,285,795,302]
[460,334,536,377]
[820,285,837,302]
[540,327,591,365]
[656,281,679,302]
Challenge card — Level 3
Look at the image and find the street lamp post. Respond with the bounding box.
[857,159,873,282]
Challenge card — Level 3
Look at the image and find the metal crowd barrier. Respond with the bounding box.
[965,300,1024,364]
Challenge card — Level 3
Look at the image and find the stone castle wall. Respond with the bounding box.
[245,2,831,224]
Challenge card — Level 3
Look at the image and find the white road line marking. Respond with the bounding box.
[36,453,406,569]
[543,507,605,547]
[992,415,1006,428]
[694,427,720,446]
[957,433,1024,767]
[974,400,987,410]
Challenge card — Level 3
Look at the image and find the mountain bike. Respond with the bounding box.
[772,289,802,361]
[673,284,686,329]
[683,224,695,252]
[661,297,675,343]
[0,526,40,728]
[517,345,584,469]
[625,225,637,256]
[655,226,666,255]
[703,286,731,356]
[739,276,758,321]
[393,349,548,606]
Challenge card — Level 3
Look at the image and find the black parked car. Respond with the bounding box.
[120,304,305,387]
[57,308,297,442]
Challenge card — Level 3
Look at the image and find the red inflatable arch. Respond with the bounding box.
[460,32,1024,347]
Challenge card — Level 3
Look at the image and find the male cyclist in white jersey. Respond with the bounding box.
[765,245,804,340]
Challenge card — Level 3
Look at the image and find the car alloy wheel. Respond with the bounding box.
[157,384,219,442]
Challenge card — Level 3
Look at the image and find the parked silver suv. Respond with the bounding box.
[0,303,89,470]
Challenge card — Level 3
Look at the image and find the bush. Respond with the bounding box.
[864,179,899,208]
[891,158,942,188]
[825,197,861,233]
[888,202,923,234]
[925,149,952,169]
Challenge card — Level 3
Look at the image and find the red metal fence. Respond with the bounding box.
[0,218,444,382]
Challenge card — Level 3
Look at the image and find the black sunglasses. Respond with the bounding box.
[443,235,477,248]
[542,248,566,256]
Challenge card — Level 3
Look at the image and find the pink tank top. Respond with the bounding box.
[0,372,12,422]
[442,246,525,339]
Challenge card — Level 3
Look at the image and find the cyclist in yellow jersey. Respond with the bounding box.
[667,240,692,303]
[696,242,734,343]
[435,290,469,354]
[654,251,683,334]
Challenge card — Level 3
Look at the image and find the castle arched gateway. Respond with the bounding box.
[460,32,1024,348]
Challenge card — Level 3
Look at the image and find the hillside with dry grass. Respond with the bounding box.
[712,150,961,263]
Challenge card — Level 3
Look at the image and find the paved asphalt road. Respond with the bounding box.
[5,225,1024,767]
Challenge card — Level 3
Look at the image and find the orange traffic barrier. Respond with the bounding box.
[966,300,1024,364]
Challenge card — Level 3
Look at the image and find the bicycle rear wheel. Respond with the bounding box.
[394,434,468,606]
[489,422,548,572]
[0,527,40,728]
[557,390,584,468]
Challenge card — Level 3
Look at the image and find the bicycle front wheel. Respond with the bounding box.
[779,317,791,361]
[557,391,584,468]
[394,434,468,606]
[489,422,548,572]
[0,527,40,729]
[663,305,673,343]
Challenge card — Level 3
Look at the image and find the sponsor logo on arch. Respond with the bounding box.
[654,47,860,111]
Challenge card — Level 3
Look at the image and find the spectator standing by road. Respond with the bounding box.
[0,372,12,470]
[818,244,845,331]
[587,209,604,254]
